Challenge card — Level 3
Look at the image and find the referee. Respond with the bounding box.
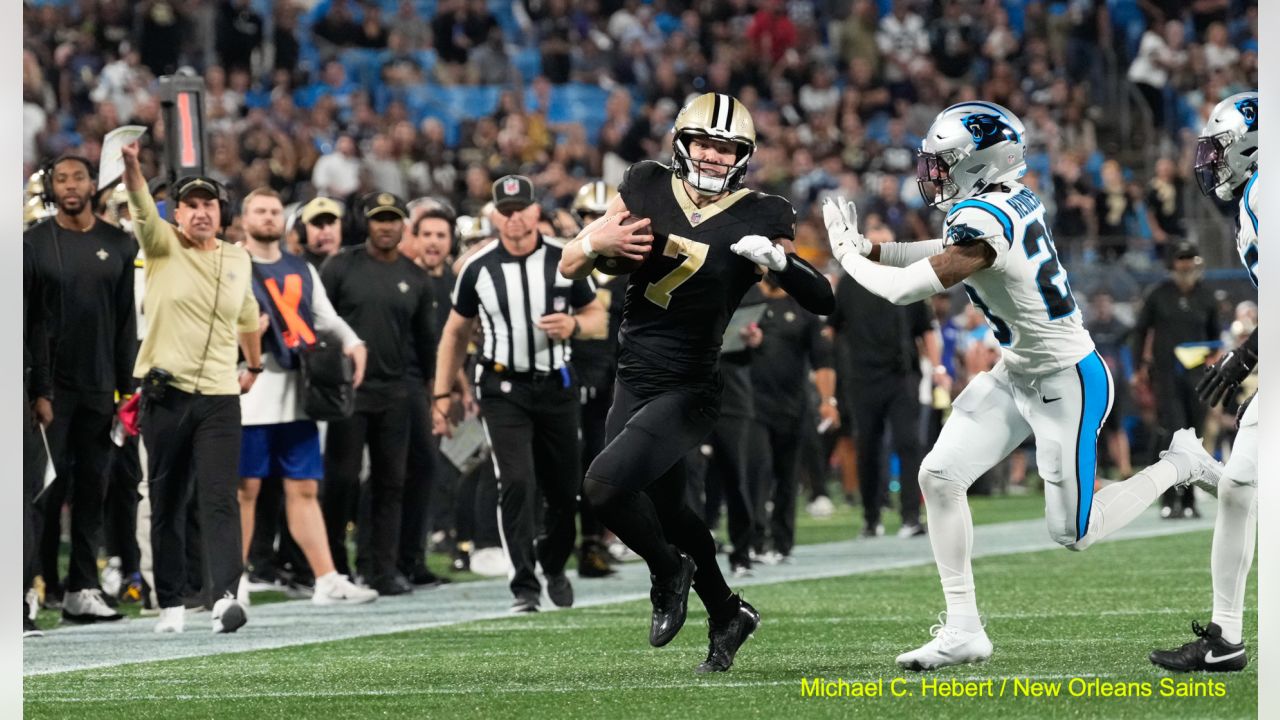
[432,175,605,613]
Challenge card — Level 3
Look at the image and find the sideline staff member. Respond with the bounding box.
[121,140,263,634]
[433,175,605,613]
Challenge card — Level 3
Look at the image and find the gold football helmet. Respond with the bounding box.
[571,180,617,223]
[456,213,494,250]
[671,93,756,195]
[24,170,53,228]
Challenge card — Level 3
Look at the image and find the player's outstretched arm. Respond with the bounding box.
[559,194,651,279]
[835,241,993,306]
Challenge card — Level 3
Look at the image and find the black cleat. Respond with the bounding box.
[546,572,574,608]
[577,540,617,578]
[649,552,696,647]
[511,595,540,613]
[1150,621,1248,672]
[695,597,760,674]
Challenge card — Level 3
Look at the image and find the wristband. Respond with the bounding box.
[581,233,599,260]
[433,392,452,401]
[246,366,265,374]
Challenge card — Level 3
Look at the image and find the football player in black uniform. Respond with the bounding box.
[559,93,834,673]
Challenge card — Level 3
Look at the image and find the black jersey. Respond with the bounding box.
[571,271,628,384]
[616,161,795,388]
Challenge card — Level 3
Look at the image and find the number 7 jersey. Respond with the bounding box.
[944,182,1095,375]
[616,160,796,376]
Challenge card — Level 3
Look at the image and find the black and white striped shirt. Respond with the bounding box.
[452,237,596,372]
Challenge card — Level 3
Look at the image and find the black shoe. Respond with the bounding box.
[649,552,696,647]
[407,566,451,588]
[373,574,414,596]
[695,597,760,674]
[578,542,616,578]
[545,573,574,608]
[23,614,42,638]
[511,595,540,613]
[1150,621,1248,672]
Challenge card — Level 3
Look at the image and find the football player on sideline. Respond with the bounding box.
[559,92,834,673]
[823,102,1222,671]
[1150,91,1258,673]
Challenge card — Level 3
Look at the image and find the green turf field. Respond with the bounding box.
[24,528,1255,720]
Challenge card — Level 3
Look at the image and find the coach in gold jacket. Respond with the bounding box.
[121,140,261,635]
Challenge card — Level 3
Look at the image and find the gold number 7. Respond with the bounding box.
[644,234,708,309]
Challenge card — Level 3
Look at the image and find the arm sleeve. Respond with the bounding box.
[569,276,597,310]
[114,236,139,394]
[878,238,946,267]
[126,188,174,258]
[308,263,362,349]
[451,263,480,318]
[838,253,945,306]
[773,253,834,315]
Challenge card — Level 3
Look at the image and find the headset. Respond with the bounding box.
[171,175,233,229]
[41,154,97,208]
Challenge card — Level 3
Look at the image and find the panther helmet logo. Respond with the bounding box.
[1235,97,1258,129]
[962,113,1019,150]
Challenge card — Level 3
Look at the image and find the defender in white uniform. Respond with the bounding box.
[1151,91,1258,673]
[823,101,1222,670]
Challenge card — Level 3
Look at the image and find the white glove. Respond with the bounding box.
[822,196,872,262]
[730,234,788,272]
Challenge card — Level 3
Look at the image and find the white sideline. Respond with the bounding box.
[22,505,1214,678]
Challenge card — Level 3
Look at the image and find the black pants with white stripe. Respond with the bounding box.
[478,369,580,601]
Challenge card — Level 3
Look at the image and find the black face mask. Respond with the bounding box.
[916,151,957,207]
[1193,135,1228,197]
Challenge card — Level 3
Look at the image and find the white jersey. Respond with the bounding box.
[943,183,1095,375]
[1238,171,1259,287]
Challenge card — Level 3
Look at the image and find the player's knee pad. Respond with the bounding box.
[582,474,627,513]
[918,462,965,503]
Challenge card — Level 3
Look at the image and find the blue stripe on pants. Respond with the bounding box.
[1073,351,1111,541]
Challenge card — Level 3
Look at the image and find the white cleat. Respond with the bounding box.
[896,613,993,671]
[1162,428,1223,497]
[312,573,379,606]
[154,606,186,634]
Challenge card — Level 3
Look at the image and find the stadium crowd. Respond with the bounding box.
[21,0,1258,633]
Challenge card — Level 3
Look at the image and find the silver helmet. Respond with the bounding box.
[916,102,1027,210]
[1195,92,1258,201]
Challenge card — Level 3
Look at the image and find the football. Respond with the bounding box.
[593,215,652,275]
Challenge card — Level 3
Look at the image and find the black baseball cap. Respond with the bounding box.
[361,191,408,220]
[1172,240,1201,260]
[172,175,225,202]
[492,175,536,212]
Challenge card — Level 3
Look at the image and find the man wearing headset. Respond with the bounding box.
[24,154,136,624]
[121,139,263,634]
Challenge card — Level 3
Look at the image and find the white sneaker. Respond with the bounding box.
[1162,428,1223,496]
[155,606,185,634]
[313,573,379,606]
[211,597,248,634]
[61,589,123,623]
[807,496,835,519]
[26,589,39,621]
[896,613,994,671]
[470,547,512,577]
